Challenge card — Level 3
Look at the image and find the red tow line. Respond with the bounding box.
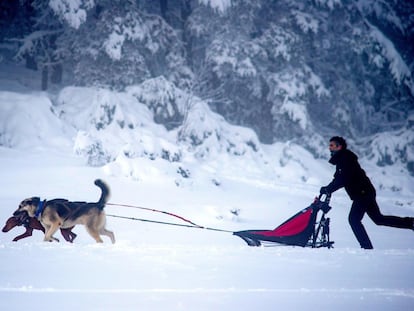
[107,202,208,227]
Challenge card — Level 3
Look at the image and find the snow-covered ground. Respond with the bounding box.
[0,63,413,310]
[1,145,414,311]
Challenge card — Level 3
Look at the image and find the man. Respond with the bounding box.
[320,136,414,249]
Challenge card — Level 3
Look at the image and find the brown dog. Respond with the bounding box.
[2,212,77,242]
[14,179,115,243]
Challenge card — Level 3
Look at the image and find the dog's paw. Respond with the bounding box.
[44,236,59,242]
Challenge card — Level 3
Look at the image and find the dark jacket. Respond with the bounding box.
[326,149,375,200]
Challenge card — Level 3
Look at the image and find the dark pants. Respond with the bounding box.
[348,196,413,249]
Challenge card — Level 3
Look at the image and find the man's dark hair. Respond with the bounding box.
[330,136,347,149]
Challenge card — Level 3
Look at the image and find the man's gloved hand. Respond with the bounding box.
[320,186,330,195]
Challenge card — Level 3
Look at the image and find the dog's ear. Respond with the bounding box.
[31,197,41,206]
[21,197,40,207]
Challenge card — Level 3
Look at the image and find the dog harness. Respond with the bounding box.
[35,199,46,218]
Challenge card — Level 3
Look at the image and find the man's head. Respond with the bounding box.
[329,136,347,156]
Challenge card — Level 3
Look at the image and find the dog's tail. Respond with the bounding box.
[94,179,110,209]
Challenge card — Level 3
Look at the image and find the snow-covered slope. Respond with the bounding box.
[0,61,413,310]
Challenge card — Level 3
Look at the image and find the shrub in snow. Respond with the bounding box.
[366,129,414,175]
[53,84,274,185]
[0,91,73,150]
[126,76,187,130]
[56,86,180,164]
[73,131,110,166]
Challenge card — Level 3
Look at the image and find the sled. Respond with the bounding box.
[233,195,334,248]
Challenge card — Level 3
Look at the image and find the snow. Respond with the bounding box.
[49,0,89,29]
[293,10,319,34]
[1,146,414,310]
[198,0,232,13]
[280,98,308,130]
[1,70,414,310]
[104,31,125,61]
[369,25,411,85]
[315,0,342,10]
[0,91,73,149]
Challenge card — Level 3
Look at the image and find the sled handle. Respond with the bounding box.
[318,193,331,204]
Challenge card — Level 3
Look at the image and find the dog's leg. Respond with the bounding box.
[44,223,60,242]
[69,229,77,242]
[60,227,77,243]
[29,218,45,233]
[100,227,116,244]
[60,229,70,242]
[86,226,104,243]
[13,227,34,242]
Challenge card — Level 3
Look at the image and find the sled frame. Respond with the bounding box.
[234,195,334,248]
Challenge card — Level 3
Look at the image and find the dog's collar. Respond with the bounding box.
[35,199,46,219]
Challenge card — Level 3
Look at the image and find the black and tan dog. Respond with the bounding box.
[14,179,115,244]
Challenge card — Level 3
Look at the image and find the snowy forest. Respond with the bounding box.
[0,0,413,174]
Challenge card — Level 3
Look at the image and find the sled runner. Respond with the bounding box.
[233,195,334,248]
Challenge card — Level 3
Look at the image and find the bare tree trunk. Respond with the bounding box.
[25,54,37,70]
[41,66,48,90]
[51,63,62,84]
[181,0,192,67]
[160,0,168,22]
